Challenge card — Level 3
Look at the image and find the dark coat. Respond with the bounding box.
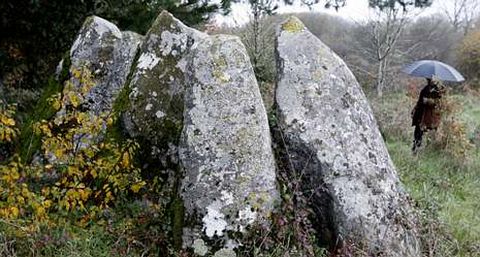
[411,84,443,130]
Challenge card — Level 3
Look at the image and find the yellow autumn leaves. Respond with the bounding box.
[0,104,18,142]
[0,67,146,223]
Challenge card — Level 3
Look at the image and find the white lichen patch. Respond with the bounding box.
[160,31,188,56]
[213,248,236,257]
[92,16,122,38]
[225,240,238,250]
[221,191,234,205]
[145,103,153,111]
[129,87,139,99]
[176,58,188,73]
[237,205,257,231]
[193,239,209,256]
[155,110,165,118]
[137,52,161,71]
[202,203,228,237]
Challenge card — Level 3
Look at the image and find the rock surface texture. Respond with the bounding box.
[180,35,278,256]
[126,11,206,146]
[275,17,420,256]
[70,16,142,113]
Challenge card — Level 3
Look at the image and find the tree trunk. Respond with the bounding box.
[376,59,387,97]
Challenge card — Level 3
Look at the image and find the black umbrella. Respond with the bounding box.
[401,60,465,82]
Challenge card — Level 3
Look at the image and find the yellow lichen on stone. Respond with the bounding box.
[213,70,230,83]
[281,16,304,33]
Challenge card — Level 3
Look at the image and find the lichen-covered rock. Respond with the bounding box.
[126,11,207,146]
[275,17,420,256]
[180,35,279,255]
[69,16,143,114]
[44,16,142,162]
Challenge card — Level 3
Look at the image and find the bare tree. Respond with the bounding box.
[362,6,410,97]
[399,15,460,63]
[442,0,480,35]
[247,0,278,80]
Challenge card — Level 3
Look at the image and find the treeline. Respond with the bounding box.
[225,10,480,96]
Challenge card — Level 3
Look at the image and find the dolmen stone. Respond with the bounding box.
[275,16,420,256]
[124,11,279,256]
[123,11,210,249]
[50,16,142,156]
[126,11,206,146]
[180,34,279,256]
[69,16,142,114]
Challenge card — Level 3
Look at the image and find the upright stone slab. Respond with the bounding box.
[46,16,141,159]
[180,35,279,256]
[126,11,206,146]
[275,17,420,256]
[69,16,143,113]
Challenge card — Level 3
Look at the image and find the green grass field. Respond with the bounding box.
[377,92,480,256]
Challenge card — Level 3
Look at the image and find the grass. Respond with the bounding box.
[0,220,116,257]
[374,91,480,257]
[387,141,480,256]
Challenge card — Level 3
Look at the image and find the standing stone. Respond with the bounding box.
[126,11,207,147]
[275,17,420,256]
[123,13,210,249]
[46,16,141,160]
[69,16,143,114]
[180,35,279,255]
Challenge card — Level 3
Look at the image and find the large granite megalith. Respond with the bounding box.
[275,17,420,256]
[126,11,206,146]
[69,16,142,113]
[124,11,279,255]
[180,35,278,255]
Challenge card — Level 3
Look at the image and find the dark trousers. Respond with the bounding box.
[412,126,423,152]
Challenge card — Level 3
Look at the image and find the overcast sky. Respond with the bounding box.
[213,0,449,26]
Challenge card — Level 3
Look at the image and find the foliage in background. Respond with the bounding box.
[457,29,480,88]
[0,0,231,93]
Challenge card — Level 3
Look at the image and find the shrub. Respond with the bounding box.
[458,29,480,88]
[0,103,18,162]
[0,67,145,223]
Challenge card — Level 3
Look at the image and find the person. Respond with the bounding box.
[411,78,445,153]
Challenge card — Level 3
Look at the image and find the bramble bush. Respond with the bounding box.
[428,89,474,160]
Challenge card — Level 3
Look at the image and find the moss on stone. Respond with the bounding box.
[171,193,185,250]
[281,17,304,33]
[18,52,71,162]
[112,48,141,115]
